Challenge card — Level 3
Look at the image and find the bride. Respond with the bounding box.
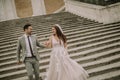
[44,24,89,80]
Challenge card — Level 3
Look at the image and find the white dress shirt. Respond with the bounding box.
[24,34,34,57]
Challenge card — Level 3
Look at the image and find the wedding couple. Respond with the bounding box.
[16,23,89,80]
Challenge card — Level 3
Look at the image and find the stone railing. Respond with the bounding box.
[75,0,120,6]
[64,0,120,24]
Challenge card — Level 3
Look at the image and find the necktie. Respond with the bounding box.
[27,36,34,57]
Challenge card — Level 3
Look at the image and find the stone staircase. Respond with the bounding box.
[0,12,120,80]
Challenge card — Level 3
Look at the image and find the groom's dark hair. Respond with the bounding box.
[23,23,31,31]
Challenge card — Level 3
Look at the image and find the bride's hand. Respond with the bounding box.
[44,41,50,46]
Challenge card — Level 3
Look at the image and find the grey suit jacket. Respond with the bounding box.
[16,35,45,62]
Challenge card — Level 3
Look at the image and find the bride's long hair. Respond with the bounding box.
[53,25,67,44]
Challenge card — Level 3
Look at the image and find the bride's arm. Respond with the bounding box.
[64,42,68,50]
[45,36,52,48]
[64,42,69,55]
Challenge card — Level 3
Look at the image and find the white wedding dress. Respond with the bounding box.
[45,36,89,80]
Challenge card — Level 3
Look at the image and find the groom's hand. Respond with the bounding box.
[44,41,50,46]
[17,61,22,65]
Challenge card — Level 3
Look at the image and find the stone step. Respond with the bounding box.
[12,68,120,80]
[0,22,103,44]
[0,20,98,40]
[69,41,119,54]
[0,22,119,47]
[13,70,120,80]
[0,47,119,75]
[0,26,119,54]
[81,51,120,69]
[68,33,120,48]
[12,72,46,80]
[1,38,116,60]
[1,42,119,74]
[88,61,120,77]
[0,20,117,37]
[10,56,120,80]
[0,23,101,48]
[37,44,120,67]
[0,22,101,45]
[41,45,120,61]
[0,31,120,59]
[0,29,120,59]
[0,53,120,80]
[0,36,119,66]
[0,35,120,63]
[88,70,120,80]
[0,20,117,43]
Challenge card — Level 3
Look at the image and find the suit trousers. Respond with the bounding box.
[24,57,40,80]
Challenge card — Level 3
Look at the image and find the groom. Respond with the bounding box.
[16,24,45,80]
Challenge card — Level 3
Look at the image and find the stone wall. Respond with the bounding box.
[44,0,64,14]
[75,0,120,6]
[65,0,120,24]
[14,0,33,18]
[0,0,64,22]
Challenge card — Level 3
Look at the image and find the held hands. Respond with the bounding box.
[17,61,22,65]
[44,41,50,47]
